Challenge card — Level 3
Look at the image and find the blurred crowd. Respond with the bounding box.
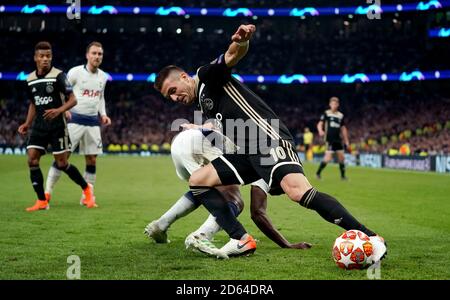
[0,5,449,155]
[1,81,449,156]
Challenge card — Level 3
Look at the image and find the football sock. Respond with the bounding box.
[195,201,242,240]
[299,188,376,236]
[190,186,247,240]
[158,192,200,231]
[317,162,327,175]
[57,164,88,190]
[30,165,46,201]
[339,163,346,178]
[45,161,62,194]
[195,214,221,240]
[84,165,96,193]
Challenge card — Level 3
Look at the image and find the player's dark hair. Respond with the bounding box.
[154,65,185,92]
[86,41,103,53]
[34,41,52,52]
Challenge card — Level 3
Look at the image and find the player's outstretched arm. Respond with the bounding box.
[250,186,312,249]
[224,24,256,68]
[18,102,36,135]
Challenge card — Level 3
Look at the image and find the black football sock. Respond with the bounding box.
[339,163,346,178]
[30,165,46,200]
[58,164,88,189]
[317,162,327,175]
[190,186,247,240]
[86,165,96,174]
[299,188,376,236]
[228,201,241,217]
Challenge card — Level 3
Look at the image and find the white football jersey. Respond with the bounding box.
[68,65,108,116]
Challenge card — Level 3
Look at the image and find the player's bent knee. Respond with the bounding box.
[281,173,313,202]
[85,155,97,164]
[189,170,209,187]
[189,165,221,187]
[27,157,39,166]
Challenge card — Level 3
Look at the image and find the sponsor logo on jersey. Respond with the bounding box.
[330,121,341,128]
[34,96,53,105]
[82,89,102,98]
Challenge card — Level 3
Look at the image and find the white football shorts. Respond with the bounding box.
[67,123,103,155]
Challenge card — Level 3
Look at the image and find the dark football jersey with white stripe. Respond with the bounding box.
[26,67,73,131]
[320,109,345,143]
[195,54,294,154]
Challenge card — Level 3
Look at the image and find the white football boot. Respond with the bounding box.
[220,233,257,257]
[144,220,169,243]
[185,232,228,259]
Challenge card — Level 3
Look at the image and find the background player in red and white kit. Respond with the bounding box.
[45,42,111,206]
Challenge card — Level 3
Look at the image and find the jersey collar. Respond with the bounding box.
[36,66,53,78]
[84,64,98,74]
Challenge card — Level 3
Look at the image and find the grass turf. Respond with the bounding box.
[0,155,449,280]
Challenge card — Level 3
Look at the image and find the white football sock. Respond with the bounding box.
[157,193,198,231]
[45,165,62,194]
[84,171,96,192]
[194,214,221,241]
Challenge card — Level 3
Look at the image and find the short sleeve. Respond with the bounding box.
[320,113,326,121]
[56,72,73,96]
[67,67,77,86]
[26,82,33,102]
[197,54,232,85]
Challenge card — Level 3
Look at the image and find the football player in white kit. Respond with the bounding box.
[45,42,111,207]
[144,125,312,259]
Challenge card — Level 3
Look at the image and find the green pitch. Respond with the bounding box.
[1,155,449,280]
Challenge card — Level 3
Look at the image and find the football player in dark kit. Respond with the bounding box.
[18,41,96,211]
[316,97,350,180]
[154,24,386,261]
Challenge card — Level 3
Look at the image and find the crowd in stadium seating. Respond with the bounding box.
[1,8,449,155]
[1,81,449,156]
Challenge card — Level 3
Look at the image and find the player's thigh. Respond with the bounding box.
[67,123,85,152]
[189,163,223,187]
[280,173,312,202]
[189,153,258,187]
[324,148,334,161]
[336,150,345,162]
[50,127,71,156]
[80,126,103,155]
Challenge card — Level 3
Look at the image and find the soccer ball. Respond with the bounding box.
[332,230,374,270]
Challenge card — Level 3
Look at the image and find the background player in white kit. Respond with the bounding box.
[45,42,111,207]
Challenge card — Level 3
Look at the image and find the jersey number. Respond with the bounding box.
[269,146,286,163]
[59,137,69,150]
